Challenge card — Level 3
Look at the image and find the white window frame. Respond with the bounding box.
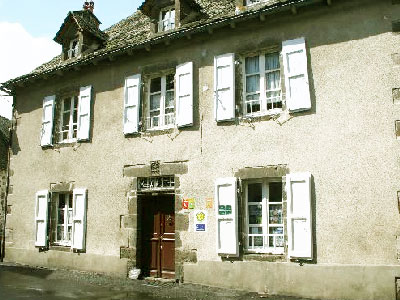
[158,6,175,32]
[246,0,267,6]
[244,179,284,254]
[53,193,73,247]
[58,96,78,143]
[242,52,283,117]
[146,74,175,130]
[68,39,79,59]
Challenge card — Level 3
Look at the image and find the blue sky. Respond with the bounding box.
[0,0,144,37]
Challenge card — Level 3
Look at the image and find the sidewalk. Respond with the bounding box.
[0,262,320,300]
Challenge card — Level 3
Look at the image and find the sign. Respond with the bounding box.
[218,205,232,215]
[182,199,189,209]
[188,198,195,209]
[206,198,213,209]
[194,210,207,232]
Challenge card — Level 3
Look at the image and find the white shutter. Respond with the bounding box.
[176,62,193,127]
[77,85,92,141]
[282,37,311,112]
[35,190,49,247]
[72,188,87,251]
[286,172,312,259]
[214,53,235,122]
[124,74,141,134]
[215,177,239,257]
[40,96,55,147]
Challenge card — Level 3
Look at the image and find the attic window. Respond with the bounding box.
[68,39,79,59]
[246,0,266,5]
[159,7,175,32]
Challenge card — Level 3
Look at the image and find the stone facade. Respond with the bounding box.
[3,0,400,299]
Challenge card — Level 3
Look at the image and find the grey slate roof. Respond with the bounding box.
[2,0,312,89]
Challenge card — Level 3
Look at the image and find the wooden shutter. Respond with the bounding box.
[282,38,311,112]
[124,74,141,134]
[215,177,239,257]
[35,190,49,247]
[41,96,55,147]
[214,53,235,122]
[286,172,312,259]
[176,62,193,127]
[77,85,92,141]
[72,188,87,251]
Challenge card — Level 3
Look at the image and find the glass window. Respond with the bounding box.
[58,96,78,143]
[244,52,282,116]
[147,74,175,129]
[53,193,73,246]
[159,8,175,32]
[246,180,283,253]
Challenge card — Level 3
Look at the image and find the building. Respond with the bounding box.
[0,115,10,261]
[1,0,400,299]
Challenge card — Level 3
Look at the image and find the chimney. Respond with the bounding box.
[83,1,94,12]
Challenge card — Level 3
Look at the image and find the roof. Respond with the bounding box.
[1,0,317,91]
[54,10,108,44]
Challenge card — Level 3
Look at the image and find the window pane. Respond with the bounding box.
[266,71,280,90]
[269,235,284,247]
[265,53,280,70]
[150,77,161,93]
[249,227,263,234]
[254,236,263,247]
[58,195,65,208]
[248,204,262,224]
[246,94,260,114]
[58,209,64,223]
[269,182,282,202]
[150,94,161,111]
[57,226,63,241]
[166,74,174,90]
[245,56,259,74]
[246,74,260,93]
[269,204,282,224]
[248,183,262,202]
[269,227,283,234]
[63,98,71,111]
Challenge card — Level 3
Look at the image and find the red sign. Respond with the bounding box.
[182,199,189,209]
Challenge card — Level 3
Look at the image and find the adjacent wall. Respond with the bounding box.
[5,0,400,298]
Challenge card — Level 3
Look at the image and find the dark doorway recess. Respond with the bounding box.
[140,194,175,279]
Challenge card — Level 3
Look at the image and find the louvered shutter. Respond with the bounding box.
[124,74,141,134]
[41,96,55,147]
[215,177,239,257]
[282,38,311,112]
[77,85,92,141]
[176,62,193,127]
[35,190,49,247]
[286,172,313,259]
[72,188,87,251]
[214,53,235,122]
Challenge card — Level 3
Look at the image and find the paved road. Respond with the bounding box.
[0,264,319,300]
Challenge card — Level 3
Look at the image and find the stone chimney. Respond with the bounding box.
[83,1,94,12]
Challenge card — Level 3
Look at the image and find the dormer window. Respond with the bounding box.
[158,7,175,32]
[246,0,266,5]
[68,39,79,59]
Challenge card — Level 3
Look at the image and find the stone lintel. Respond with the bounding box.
[124,165,151,177]
[160,163,188,175]
[234,165,289,179]
[50,182,74,192]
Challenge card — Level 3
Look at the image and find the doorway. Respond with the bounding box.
[140,194,175,279]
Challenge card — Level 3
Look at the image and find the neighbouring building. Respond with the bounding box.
[1,0,400,299]
[0,115,10,260]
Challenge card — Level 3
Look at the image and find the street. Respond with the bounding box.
[0,264,318,300]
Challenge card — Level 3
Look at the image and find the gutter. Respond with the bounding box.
[2,0,325,91]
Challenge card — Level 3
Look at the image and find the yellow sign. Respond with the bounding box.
[196,211,206,222]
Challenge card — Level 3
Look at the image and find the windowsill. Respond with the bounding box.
[49,245,71,252]
[243,108,283,119]
[146,124,175,132]
[58,139,77,144]
[245,249,284,255]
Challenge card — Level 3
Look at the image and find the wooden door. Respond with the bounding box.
[141,195,175,278]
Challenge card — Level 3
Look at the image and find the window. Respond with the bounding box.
[147,74,175,129]
[35,189,88,250]
[159,7,175,32]
[41,86,92,147]
[245,180,284,254]
[68,39,79,59]
[245,0,267,5]
[51,193,73,246]
[58,96,78,143]
[244,52,282,116]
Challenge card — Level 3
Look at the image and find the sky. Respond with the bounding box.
[0,0,144,119]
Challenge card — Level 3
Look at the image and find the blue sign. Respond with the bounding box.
[196,224,206,232]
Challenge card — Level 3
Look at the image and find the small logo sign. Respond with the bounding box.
[194,210,207,232]
[196,224,206,231]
